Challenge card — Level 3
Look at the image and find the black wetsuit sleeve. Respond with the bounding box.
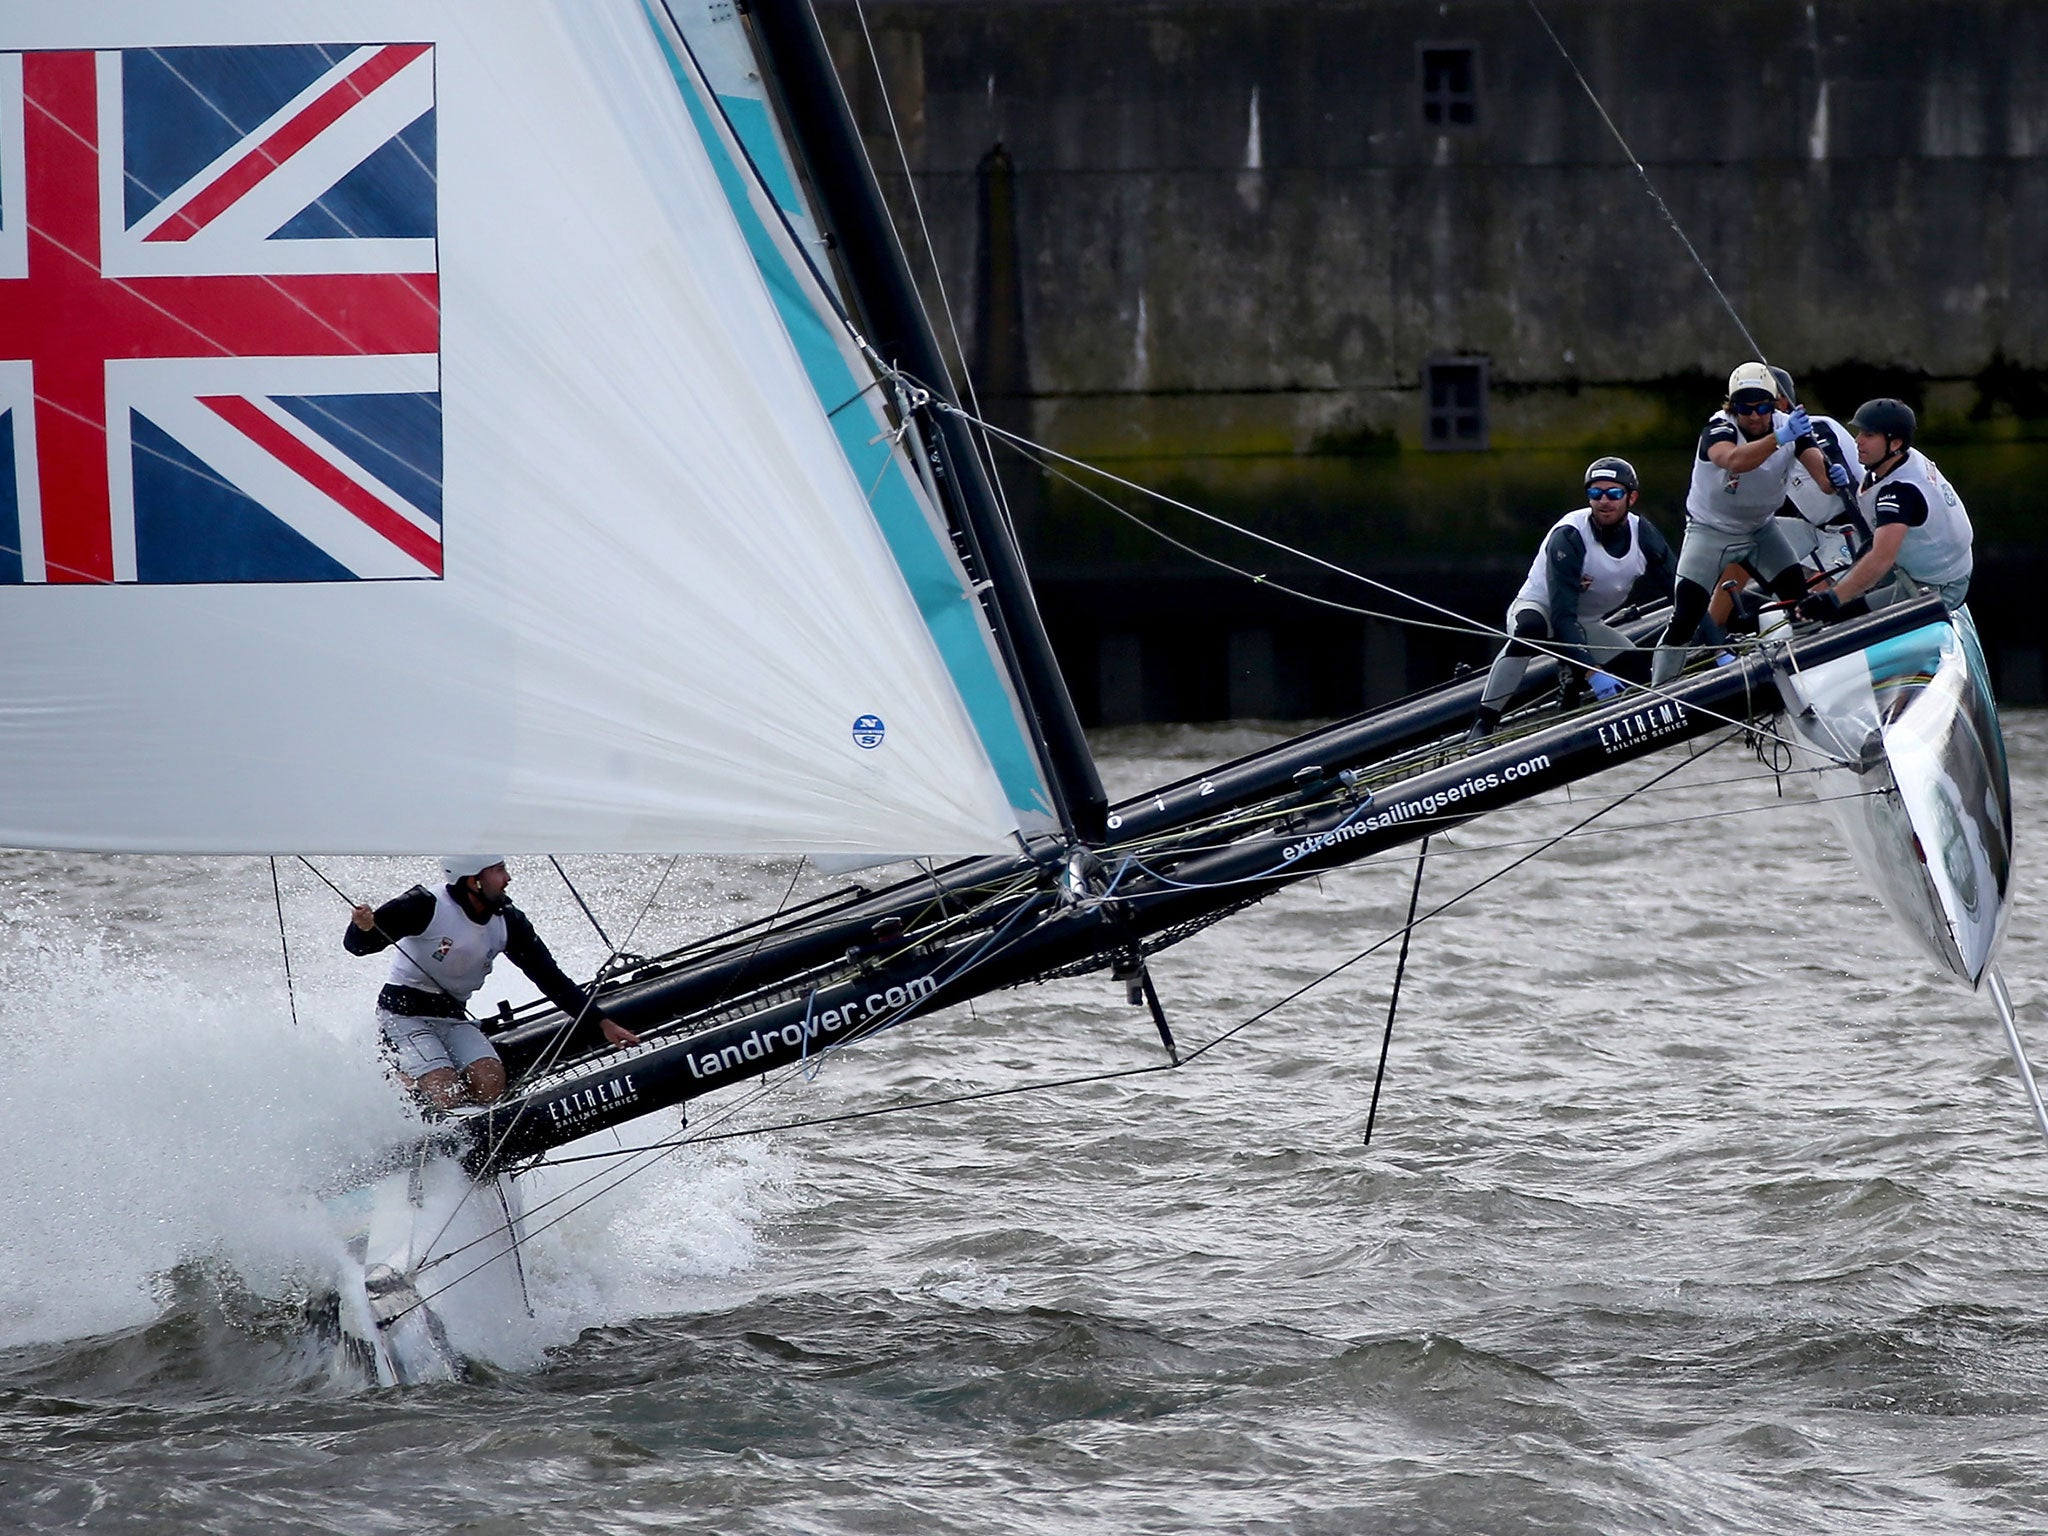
[1544,526,1593,667]
[1630,519,1678,605]
[1698,419,1738,459]
[1872,481,1929,528]
[502,905,601,1020]
[342,885,436,955]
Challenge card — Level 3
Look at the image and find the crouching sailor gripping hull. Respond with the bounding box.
[1467,456,1675,743]
[347,856,641,1109]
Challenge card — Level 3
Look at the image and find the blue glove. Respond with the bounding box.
[1775,405,1812,445]
[1589,670,1625,700]
[1826,459,1853,490]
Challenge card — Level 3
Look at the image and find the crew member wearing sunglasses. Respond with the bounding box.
[1467,456,1676,744]
[1649,360,1852,685]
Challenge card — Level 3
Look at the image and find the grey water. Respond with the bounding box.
[6,715,2048,1534]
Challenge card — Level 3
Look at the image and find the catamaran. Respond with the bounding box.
[0,2,2015,1383]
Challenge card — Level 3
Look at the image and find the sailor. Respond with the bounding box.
[1797,398,1973,620]
[1771,367,1867,570]
[1467,456,1676,743]
[346,856,640,1109]
[1707,366,1869,631]
[1651,361,1854,685]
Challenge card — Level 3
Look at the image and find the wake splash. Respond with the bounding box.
[0,894,795,1392]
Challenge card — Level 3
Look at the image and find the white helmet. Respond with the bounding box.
[442,855,507,883]
[1726,361,1777,401]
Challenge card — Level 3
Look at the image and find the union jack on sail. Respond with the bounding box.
[0,43,442,584]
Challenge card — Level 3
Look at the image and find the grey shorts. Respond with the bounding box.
[1506,602,1634,666]
[1863,570,1971,613]
[1676,518,1800,590]
[378,1007,498,1079]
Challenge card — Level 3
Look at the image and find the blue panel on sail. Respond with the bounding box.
[0,411,19,585]
[121,44,353,228]
[273,393,444,523]
[273,112,438,240]
[131,412,354,584]
[646,7,1053,822]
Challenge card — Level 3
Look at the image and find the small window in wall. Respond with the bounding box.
[1425,357,1489,450]
[1420,45,1479,127]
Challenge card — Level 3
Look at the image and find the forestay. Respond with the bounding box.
[0,1,1051,855]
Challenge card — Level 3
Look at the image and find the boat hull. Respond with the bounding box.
[1775,608,2013,986]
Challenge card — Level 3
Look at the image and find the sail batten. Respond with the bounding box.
[0,2,1045,856]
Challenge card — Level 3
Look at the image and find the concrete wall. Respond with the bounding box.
[816,0,2048,712]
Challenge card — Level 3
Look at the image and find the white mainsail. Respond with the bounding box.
[0,1,1054,855]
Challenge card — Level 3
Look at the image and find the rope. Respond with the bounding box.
[1364,835,1428,1144]
[549,856,616,952]
[1522,0,1769,365]
[392,742,1712,1315]
[846,0,1018,529]
[269,856,301,1030]
[934,398,1821,760]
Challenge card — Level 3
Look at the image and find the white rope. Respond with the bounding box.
[936,397,1824,758]
[1522,0,1770,365]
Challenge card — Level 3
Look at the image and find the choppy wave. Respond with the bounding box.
[4,719,2048,1533]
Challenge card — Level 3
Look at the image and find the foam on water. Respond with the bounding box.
[0,863,795,1378]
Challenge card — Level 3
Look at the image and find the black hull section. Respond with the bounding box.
[464,602,1944,1174]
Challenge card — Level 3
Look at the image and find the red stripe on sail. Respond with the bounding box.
[199,394,442,574]
[146,44,432,244]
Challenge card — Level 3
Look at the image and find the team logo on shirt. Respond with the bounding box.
[433,937,454,960]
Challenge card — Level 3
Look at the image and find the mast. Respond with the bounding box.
[745,0,1108,844]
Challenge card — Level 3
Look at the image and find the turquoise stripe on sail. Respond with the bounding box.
[639,3,1050,822]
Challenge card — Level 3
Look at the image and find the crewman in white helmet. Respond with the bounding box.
[345,856,641,1109]
[1797,397,1973,619]
[1650,361,1854,685]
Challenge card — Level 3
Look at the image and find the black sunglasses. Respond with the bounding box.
[1586,486,1629,501]
[1731,400,1777,417]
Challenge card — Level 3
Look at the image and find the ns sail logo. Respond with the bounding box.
[852,715,887,750]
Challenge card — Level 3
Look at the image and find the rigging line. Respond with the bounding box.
[1095,764,1853,876]
[1363,785,1889,860]
[413,886,1060,1284]
[269,856,301,1030]
[418,859,836,1267]
[294,855,477,1019]
[548,855,616,952]
[649,0,912,410]
[533,746,1716,1175]
[1177,741,1717,1068]
[846,0,1020,529]
[935,397,1822,757]
[1522,0,1768,363]
[442,854,700,1230]
[1363,836,1428,1146]
[529,1059,1180,1167]
[409,737,1730,1296]
[1005,437,1508,637]
[433,723,1723,1277]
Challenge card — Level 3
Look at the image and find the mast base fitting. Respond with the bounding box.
[1110,950,1145,1005]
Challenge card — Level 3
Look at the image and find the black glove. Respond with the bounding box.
[1796,588,1843,623]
